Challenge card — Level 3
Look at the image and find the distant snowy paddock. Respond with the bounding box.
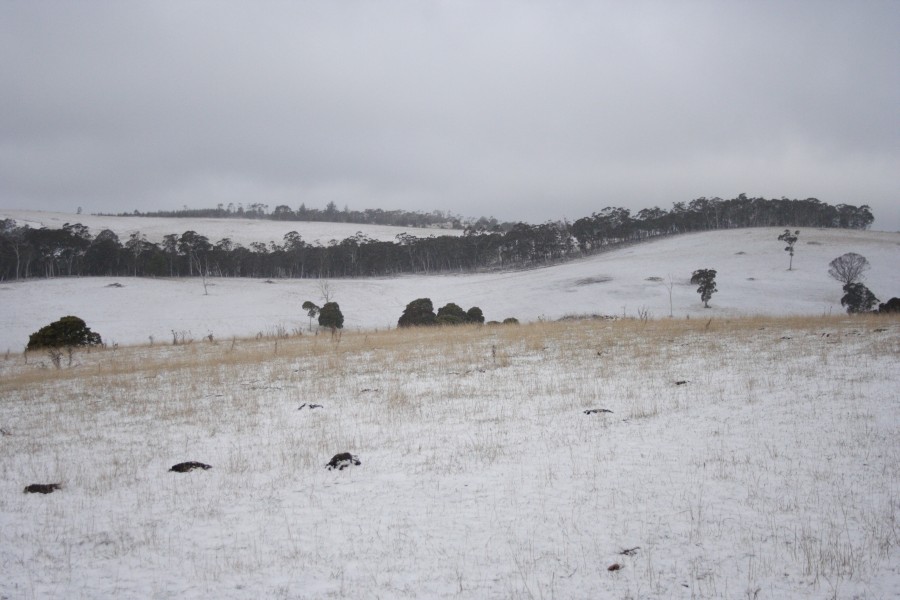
[0,209,464,247]
[2,227,899,353]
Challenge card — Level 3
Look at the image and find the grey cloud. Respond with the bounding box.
[1,1,898,229]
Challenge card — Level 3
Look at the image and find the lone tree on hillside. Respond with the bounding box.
[691,269,718,308]
[301,301,320,331]
[828,252,870,286]
[841,283,879,314]
[398,298,437,327]
[778,229,800,270]
[318,302,344,333]
[28,316,102,351]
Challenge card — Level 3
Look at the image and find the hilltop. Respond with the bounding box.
[0,209,463,247]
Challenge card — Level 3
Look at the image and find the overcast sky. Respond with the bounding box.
[2,1,898,230]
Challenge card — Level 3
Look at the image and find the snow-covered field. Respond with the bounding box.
[1,225,899,598]
[0,209,463,247]
[1,316,898,598]
[1,226,898,353]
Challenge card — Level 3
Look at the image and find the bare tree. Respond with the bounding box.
[190,250,209,295]
[665,274,675,317]
[827,252,870,286]
[318,279,333,303]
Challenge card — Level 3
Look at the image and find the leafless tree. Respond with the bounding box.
[190,250,209,295]
[665,274,676,317]
[318,279,333,303]
[827,252,870,286]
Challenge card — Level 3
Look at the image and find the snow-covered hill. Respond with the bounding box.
[2,227,898,352]
[2,223,899,599]
[0,209,463,246]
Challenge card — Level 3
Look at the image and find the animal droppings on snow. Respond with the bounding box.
[608,563,623,571]
[169,461,212,473]
[326,453,361,470]
[24,483,62,494]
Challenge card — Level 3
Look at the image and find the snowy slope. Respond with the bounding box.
[0,209,463,246]
[2,227,898,352]
[1,317,897,599]
[1,224,899,599]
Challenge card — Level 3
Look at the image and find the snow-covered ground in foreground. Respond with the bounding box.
[0,318,898,599]
[1,227,898,352]
[0,209,463,246]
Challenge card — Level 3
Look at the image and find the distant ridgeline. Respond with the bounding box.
[105,202,479,230]
[0,196,874,280]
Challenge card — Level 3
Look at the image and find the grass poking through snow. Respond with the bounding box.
[1,315,898,598]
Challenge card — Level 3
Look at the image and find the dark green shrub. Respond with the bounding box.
[841,283,878,314]
[436,314,465,326]
[437,303,467,322]
[879,298,900,313]
[318,302,344,330]
[27,316,102,350]
[466,307,485,324]
[502,317,520,325]
[398,298,437,327]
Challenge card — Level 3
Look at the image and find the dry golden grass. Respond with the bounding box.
[3,314,896,397]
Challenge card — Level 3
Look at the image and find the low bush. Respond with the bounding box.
[27,316,102,351]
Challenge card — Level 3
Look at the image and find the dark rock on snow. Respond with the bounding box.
[24,483,62,494]
[326,453,361,470]
[169,461,212,473]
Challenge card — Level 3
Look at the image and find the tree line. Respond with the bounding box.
[107,202,485,230]
[0,196,873,281]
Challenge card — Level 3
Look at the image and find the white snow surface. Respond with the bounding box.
[1,226,898,352]
[0,209,463,247]
[1,224,899,599]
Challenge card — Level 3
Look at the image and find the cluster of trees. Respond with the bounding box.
[1,196,874,281]
[110,202,480,230]
[398,299,485,327]
[826,252,899,314]
[301,300,344,333]
[689,246,898,313]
